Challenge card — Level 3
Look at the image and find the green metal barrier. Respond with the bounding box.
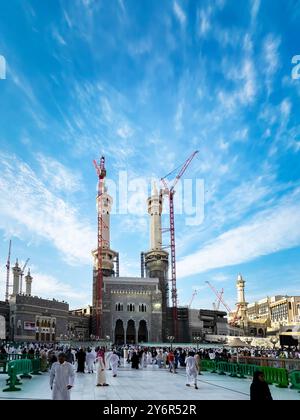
[31,358,41,375]
[261,366,289,388]
[201,360,217,372]
[201,360,290,388]
[289,370,300,391]
[3,359,33,392]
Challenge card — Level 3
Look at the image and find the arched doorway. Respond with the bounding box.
[126,320,136,344]
[115,319,125,344]
[138,320,148,343]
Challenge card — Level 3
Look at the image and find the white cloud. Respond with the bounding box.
[197,8,211,36]
[263,34,281,94]
[251,0,260,23]
[211,273,230,283]
[117,123,134,139]
[218,58,256,113]
[174,101,184,132]
[36,154,82,192]
[30,271,90,307]
[52,28,67,46]
[177,189,300,278]
[0,152,94,265]
[173,1,186,26]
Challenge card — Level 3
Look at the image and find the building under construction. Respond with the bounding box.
[90,154,229,344]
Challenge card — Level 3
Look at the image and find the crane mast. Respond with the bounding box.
[161,151,199,341]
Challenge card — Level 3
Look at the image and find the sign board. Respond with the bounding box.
[24,321,36,331]
[0,316,5,339]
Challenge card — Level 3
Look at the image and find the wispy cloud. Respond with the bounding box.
[36,154,82,193]
[173,1,186,26]
[52,27,67,46]
[0,152,94,265]
[262,34,281,95]
[177,188,300,278]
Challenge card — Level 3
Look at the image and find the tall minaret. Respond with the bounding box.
[149,182,162,250]
[236,274,248,325]
[92,158,118,337]
[12,260,21,295]
[25,269,32,296]
[144,182,169,340]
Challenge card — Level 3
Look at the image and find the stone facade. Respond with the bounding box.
[8,294,69,342]
[98,276,163,344]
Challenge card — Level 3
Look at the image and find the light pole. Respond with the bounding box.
[270,336,278,350]
[193,336,201,352]
[167,335,175,350]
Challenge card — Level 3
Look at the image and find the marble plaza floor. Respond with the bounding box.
[0,363,299,400]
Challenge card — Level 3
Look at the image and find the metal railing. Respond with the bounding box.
[231,356,300,372]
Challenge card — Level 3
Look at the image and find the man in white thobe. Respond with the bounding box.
[110,351,120,377]
[185,353,198,390]
[106,350,113,370]
[86,349,96,373]
[50,353,75,400]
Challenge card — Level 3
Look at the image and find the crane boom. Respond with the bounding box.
[189,290,198,308]
[205,281,232,313]
[161,151,199,341]
[5,240,12,302]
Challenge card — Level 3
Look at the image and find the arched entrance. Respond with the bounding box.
[126,320,136,344]
[138,320,148,343]
[115,319,125,344]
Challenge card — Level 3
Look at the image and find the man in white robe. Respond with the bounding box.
[50,353,75,400]
[185,352,198,389]
[110,351,120,377]
[106,350,113,370]
[86,349,96,373]
[96,355,109,386]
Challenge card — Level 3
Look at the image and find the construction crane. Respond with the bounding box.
[20,258,30,294]
[93,155,107,339]
[5,240,12,302]
[205,281,241,326]
[212,288,224,311]
[161,151,199,341]
[189,290,198,308]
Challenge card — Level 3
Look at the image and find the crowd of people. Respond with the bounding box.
[1,341,299,400]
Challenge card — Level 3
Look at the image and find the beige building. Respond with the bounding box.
[246,295,300,332]
[270,296,300,328]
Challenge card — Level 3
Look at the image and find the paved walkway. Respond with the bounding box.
[0,364,299,400]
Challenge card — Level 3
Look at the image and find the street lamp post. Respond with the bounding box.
[167,335,175,350]
[193,336,201,351]
[270,336,279,350]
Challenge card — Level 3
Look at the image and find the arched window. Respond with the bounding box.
[127,303,135,312]
[139,304,147,312]
[116,303,123,312]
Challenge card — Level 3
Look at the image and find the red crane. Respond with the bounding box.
[5,240,12,302]
[93,156,107,339]
[205,281,241,325]
[161,151,199,341]
[189,290,198,308]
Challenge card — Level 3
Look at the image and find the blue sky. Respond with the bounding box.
[0,0,300,310]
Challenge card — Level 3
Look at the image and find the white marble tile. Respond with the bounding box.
[0,364,299,400]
